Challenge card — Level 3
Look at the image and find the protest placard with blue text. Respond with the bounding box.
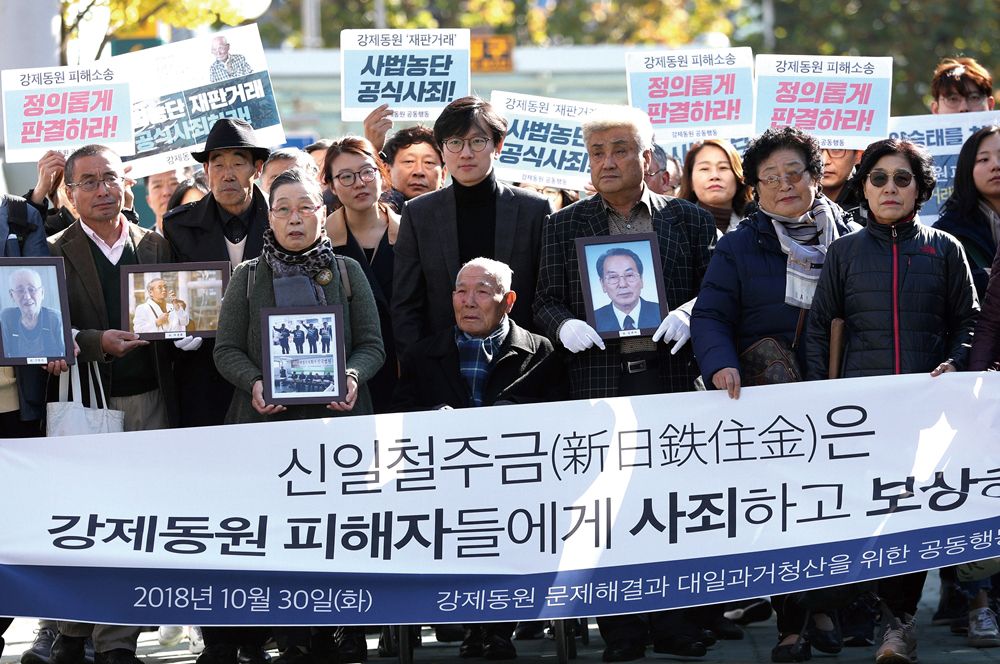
[340,29,470,123]
[888,110,1000,218]
[114,24,283,178]
[492,90,611,191]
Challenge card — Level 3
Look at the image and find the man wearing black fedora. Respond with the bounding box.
[160,117,275,664]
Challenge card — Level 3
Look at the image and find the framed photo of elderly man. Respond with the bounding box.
[260,306,347,406]
[576,233,668,341]
[120,262,230,341]
[0,257,73,366]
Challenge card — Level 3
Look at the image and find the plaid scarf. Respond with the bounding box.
[765,196,841,308]
[261,228,335,306]
[455,316,509,407]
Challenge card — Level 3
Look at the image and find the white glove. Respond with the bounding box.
[174,335,204,352]
[652,309,691,354]
[558,319,606,353]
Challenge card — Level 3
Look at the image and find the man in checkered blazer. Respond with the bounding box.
[533,107,717,660]
[533,106,716,402]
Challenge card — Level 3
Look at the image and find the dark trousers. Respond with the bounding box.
[879,571,928,619]
[597,609,699,647]
[200,626,271,648]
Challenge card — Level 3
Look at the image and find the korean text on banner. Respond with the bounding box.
[114,24,284,179]
[1,65,133,163]
[755,55,892,149]
[340,29,471,123]
[492,91,612,191]
[1,373,999,626]
[888,110,1000,218]
[626,48,755,146]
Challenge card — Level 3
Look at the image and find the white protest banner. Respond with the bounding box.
[114,24,284,178]
[340,29,470,123]
[626,48,755,146]
[755,55,892,149]
[491,91,610,191]
[888,110,1000,218]
[1,373,999,625]
[1,64,133,162]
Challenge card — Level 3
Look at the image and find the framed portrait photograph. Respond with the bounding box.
[0,257,74,366]
[120,262,230,341]
[259,306,347,406]
[575,233,668,341]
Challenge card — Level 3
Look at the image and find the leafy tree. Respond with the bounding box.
[733,0,1000,116]
[257,0,739,48]
[61,0,249,65]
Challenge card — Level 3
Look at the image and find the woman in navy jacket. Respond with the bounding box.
[805,139,979,661]
[691,127,856,663]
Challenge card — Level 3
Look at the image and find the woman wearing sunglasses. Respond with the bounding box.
[935,124,1000,300]
[805,138,979,662]
[323,136,400,414]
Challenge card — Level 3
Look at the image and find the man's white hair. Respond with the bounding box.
[455,257,513,294]
[582,106,655,154]
[145,277,165,294]
[9,268,41,291]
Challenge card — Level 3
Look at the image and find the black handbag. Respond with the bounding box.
[737,308,806,386]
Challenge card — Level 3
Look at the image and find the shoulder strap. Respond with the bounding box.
[246,263,256,301]
[792,308,807,349]
[2,194,36,255]
[336,256,352,302]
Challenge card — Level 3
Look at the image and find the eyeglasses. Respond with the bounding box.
[603,272,641,286]
[443,137,491,153]
[644,168,665,178]
[13,287,39,297]
[940,91,989,108]
[759,170,806,189]
[824,149,847,158]
[66,175,124,192]
[270,204,323,219]
[334,167,377,187]
[868,170,914,188]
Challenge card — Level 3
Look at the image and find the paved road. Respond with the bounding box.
[4,574,999,664]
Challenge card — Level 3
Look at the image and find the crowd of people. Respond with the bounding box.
[1,51,1000,664]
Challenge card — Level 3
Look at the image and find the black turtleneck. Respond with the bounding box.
[454,169,498,265]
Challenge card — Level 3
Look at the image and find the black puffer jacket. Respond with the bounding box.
[805,215,979,379]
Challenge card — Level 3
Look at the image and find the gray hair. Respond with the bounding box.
[649,142,668,171]
[269,168,325,207]
[264,148,319,177]
[8,268,42,290]
[582,106,654,154]
[145,277,165,294]
[455,257,513,294]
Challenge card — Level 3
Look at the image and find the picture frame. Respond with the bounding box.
[259,306,347,406]
[120,262,230,341]
[0,257,74,366]
[575,233,668,341]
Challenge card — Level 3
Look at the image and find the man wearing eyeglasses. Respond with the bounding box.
[1,268,65,359]
[930,57,995,114]
[45,144,177,664]
[821,148,862,222]
[392,95,554,359]
[592,248,660,332]
[645,143,681,197]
